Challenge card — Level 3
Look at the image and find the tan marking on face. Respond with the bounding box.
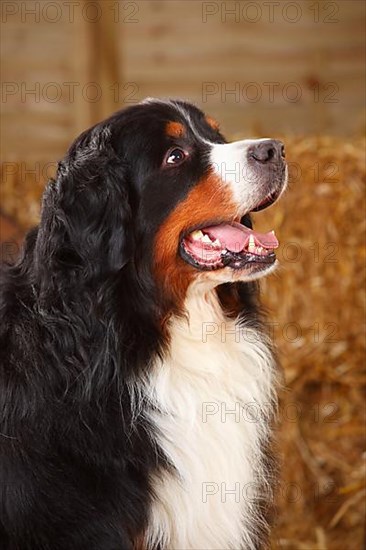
[165,121,186,138]
[205,116,220,131]
[216,283,244,318]
[154,171,238,307]
[133,534,146,550]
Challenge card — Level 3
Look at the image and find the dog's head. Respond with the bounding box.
[35,99,287,308]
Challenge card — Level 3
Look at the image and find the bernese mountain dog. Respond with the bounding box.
[0,99,287,550]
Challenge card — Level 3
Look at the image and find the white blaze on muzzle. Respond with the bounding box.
[210,138,280,210]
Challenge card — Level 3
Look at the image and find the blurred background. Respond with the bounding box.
[1,1,365,548]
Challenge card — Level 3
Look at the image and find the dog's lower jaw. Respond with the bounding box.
[185,260,278,294]
[141,284,278,550]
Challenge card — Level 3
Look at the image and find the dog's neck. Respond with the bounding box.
[143,283,277,549]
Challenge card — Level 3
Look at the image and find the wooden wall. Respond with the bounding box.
[1,0,365,164]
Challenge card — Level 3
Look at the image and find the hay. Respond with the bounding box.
[256,136,365,549]
[1,136,365,548]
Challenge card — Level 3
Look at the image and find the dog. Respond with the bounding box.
[0,98,287,550]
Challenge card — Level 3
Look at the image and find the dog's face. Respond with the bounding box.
[43,99,287,306]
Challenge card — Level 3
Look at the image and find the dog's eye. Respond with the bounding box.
[165,148,187,166]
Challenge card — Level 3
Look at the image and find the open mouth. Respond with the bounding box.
[180,190,280,272]
[251,189,279,212]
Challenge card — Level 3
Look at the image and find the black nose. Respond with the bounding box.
[248,140,285,163]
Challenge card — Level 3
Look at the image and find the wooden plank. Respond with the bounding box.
[1,0,364,163]
[71,0,96,134]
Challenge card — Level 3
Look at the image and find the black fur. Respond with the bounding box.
[0,100,262,549]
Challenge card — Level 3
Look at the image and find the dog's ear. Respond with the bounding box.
[35,127,133,281]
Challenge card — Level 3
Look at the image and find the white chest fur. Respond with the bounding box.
[143,286,276,550]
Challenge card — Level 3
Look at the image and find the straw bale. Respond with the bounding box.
[257,136,365,549]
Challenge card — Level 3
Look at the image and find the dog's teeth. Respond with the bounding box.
[248,235,256,253]
[191,230,204,240]
[191,231,220,247]
[202,234,212,244]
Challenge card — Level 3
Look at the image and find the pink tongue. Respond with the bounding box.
[204,222,279,253]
